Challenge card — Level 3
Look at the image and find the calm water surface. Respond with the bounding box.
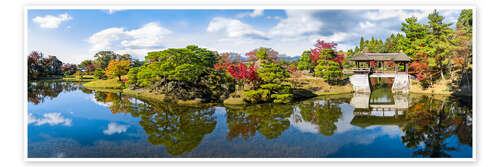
[27,81,472,158]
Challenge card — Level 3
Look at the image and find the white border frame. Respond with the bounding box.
[24,5,477,162]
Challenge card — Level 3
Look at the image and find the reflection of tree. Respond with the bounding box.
[137,102,216,156]
[93,91,132,114]
[94,93,217,157]
[402,95,472,157]
[226,111,258,140]
[226,104,292,140]
[28,81,79,104]
[297,100,342,136]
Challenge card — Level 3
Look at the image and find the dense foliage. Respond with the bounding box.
[243,48,293,104]
[297,51,314,72]
[105,59,131,81]
[314,49,343,82]
[27,51,63,80]
[296,40,345,82]
[125,45,235,102]
[93,68,106,80]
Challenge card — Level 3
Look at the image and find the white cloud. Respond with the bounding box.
[359,21,376,29]
[28,113,72,126]
[317,32,354,42]
[32,13,72,29]
[103,122,129,135]
[107,9,125,14]
[88,22,171,57]
[236,9,264,18]
[266,16,282,20]
[268,10,322,37]
[207,17,267,39]
[364,10,432,21]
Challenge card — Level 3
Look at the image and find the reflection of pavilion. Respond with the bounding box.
[349,91,409,128]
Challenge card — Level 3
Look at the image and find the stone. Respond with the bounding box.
[392,74,410,93]
[349,74,371,93]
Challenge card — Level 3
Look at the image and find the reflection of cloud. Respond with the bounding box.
[334,103,356,133]
[288,108,319,134]
[89,94,112,108]
[214,107,227,115]
[103,122,129,135]
[28,113,72,126]
[54,152,65,158]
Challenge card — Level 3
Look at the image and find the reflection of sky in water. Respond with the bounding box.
[27,84,472,158]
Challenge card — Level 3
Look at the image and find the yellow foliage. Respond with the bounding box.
[105,60,131,80]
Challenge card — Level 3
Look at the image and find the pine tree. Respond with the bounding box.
[427,10,454,80]
[244,48,293,104]
[314,49,342,82]
[297,51,314,72]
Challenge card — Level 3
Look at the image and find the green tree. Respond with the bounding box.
[297,51,314,72]
[314,49,342,82]
[94,51,131,69]
[243,48,293,104]
[93,68,106,79]
[401,17,431,58]
[129,45,234,102]
[427,10,454,80]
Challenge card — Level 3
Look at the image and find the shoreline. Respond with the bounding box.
[78,78,469,107]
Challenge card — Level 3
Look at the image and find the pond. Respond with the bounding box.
[27,81,473,158]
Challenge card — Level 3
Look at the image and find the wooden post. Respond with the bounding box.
[395,62,397,73]
[382,61,385,73]
[405,63,408,73]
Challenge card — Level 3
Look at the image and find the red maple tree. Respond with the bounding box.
[409,52,431,81]
[245,48,278,62]
[310,40,344,66]
[226,63,259,88]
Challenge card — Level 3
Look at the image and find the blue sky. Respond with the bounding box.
[27,9,462,64]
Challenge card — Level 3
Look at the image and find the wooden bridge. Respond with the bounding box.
[348,52,411,93]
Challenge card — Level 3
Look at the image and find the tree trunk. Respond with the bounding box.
[440,69,445,81]
[118,75,121,81]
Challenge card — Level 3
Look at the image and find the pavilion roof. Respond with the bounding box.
[349,52,411,62]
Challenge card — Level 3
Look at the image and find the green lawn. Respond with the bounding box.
[83,78,124,89]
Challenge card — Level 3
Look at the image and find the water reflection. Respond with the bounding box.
[27,81,472,158]
[226,104,292,140]
[402,95,472,157]
[92,91,217,156]
[348,87,472,158]
[28,81,79,104]
[293,100,342,136]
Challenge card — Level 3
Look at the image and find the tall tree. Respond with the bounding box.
[244,48,293,104]
[94,51,132,69]
[427,10,454,80]
[297,51,314,72]
[314,49,342,82]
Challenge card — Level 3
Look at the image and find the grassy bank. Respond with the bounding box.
[290,72,353,95]
[83,78,124,89]
[61,77,95,82]
[224,72,353,105]
[409,79,452,95]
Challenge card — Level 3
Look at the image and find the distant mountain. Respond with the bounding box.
[277,56,301,62]
[235,55,301,62]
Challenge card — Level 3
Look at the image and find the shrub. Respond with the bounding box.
[243,89,270,104]
[94,68,106,80]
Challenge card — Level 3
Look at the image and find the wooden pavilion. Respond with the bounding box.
[349,52,411,74]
